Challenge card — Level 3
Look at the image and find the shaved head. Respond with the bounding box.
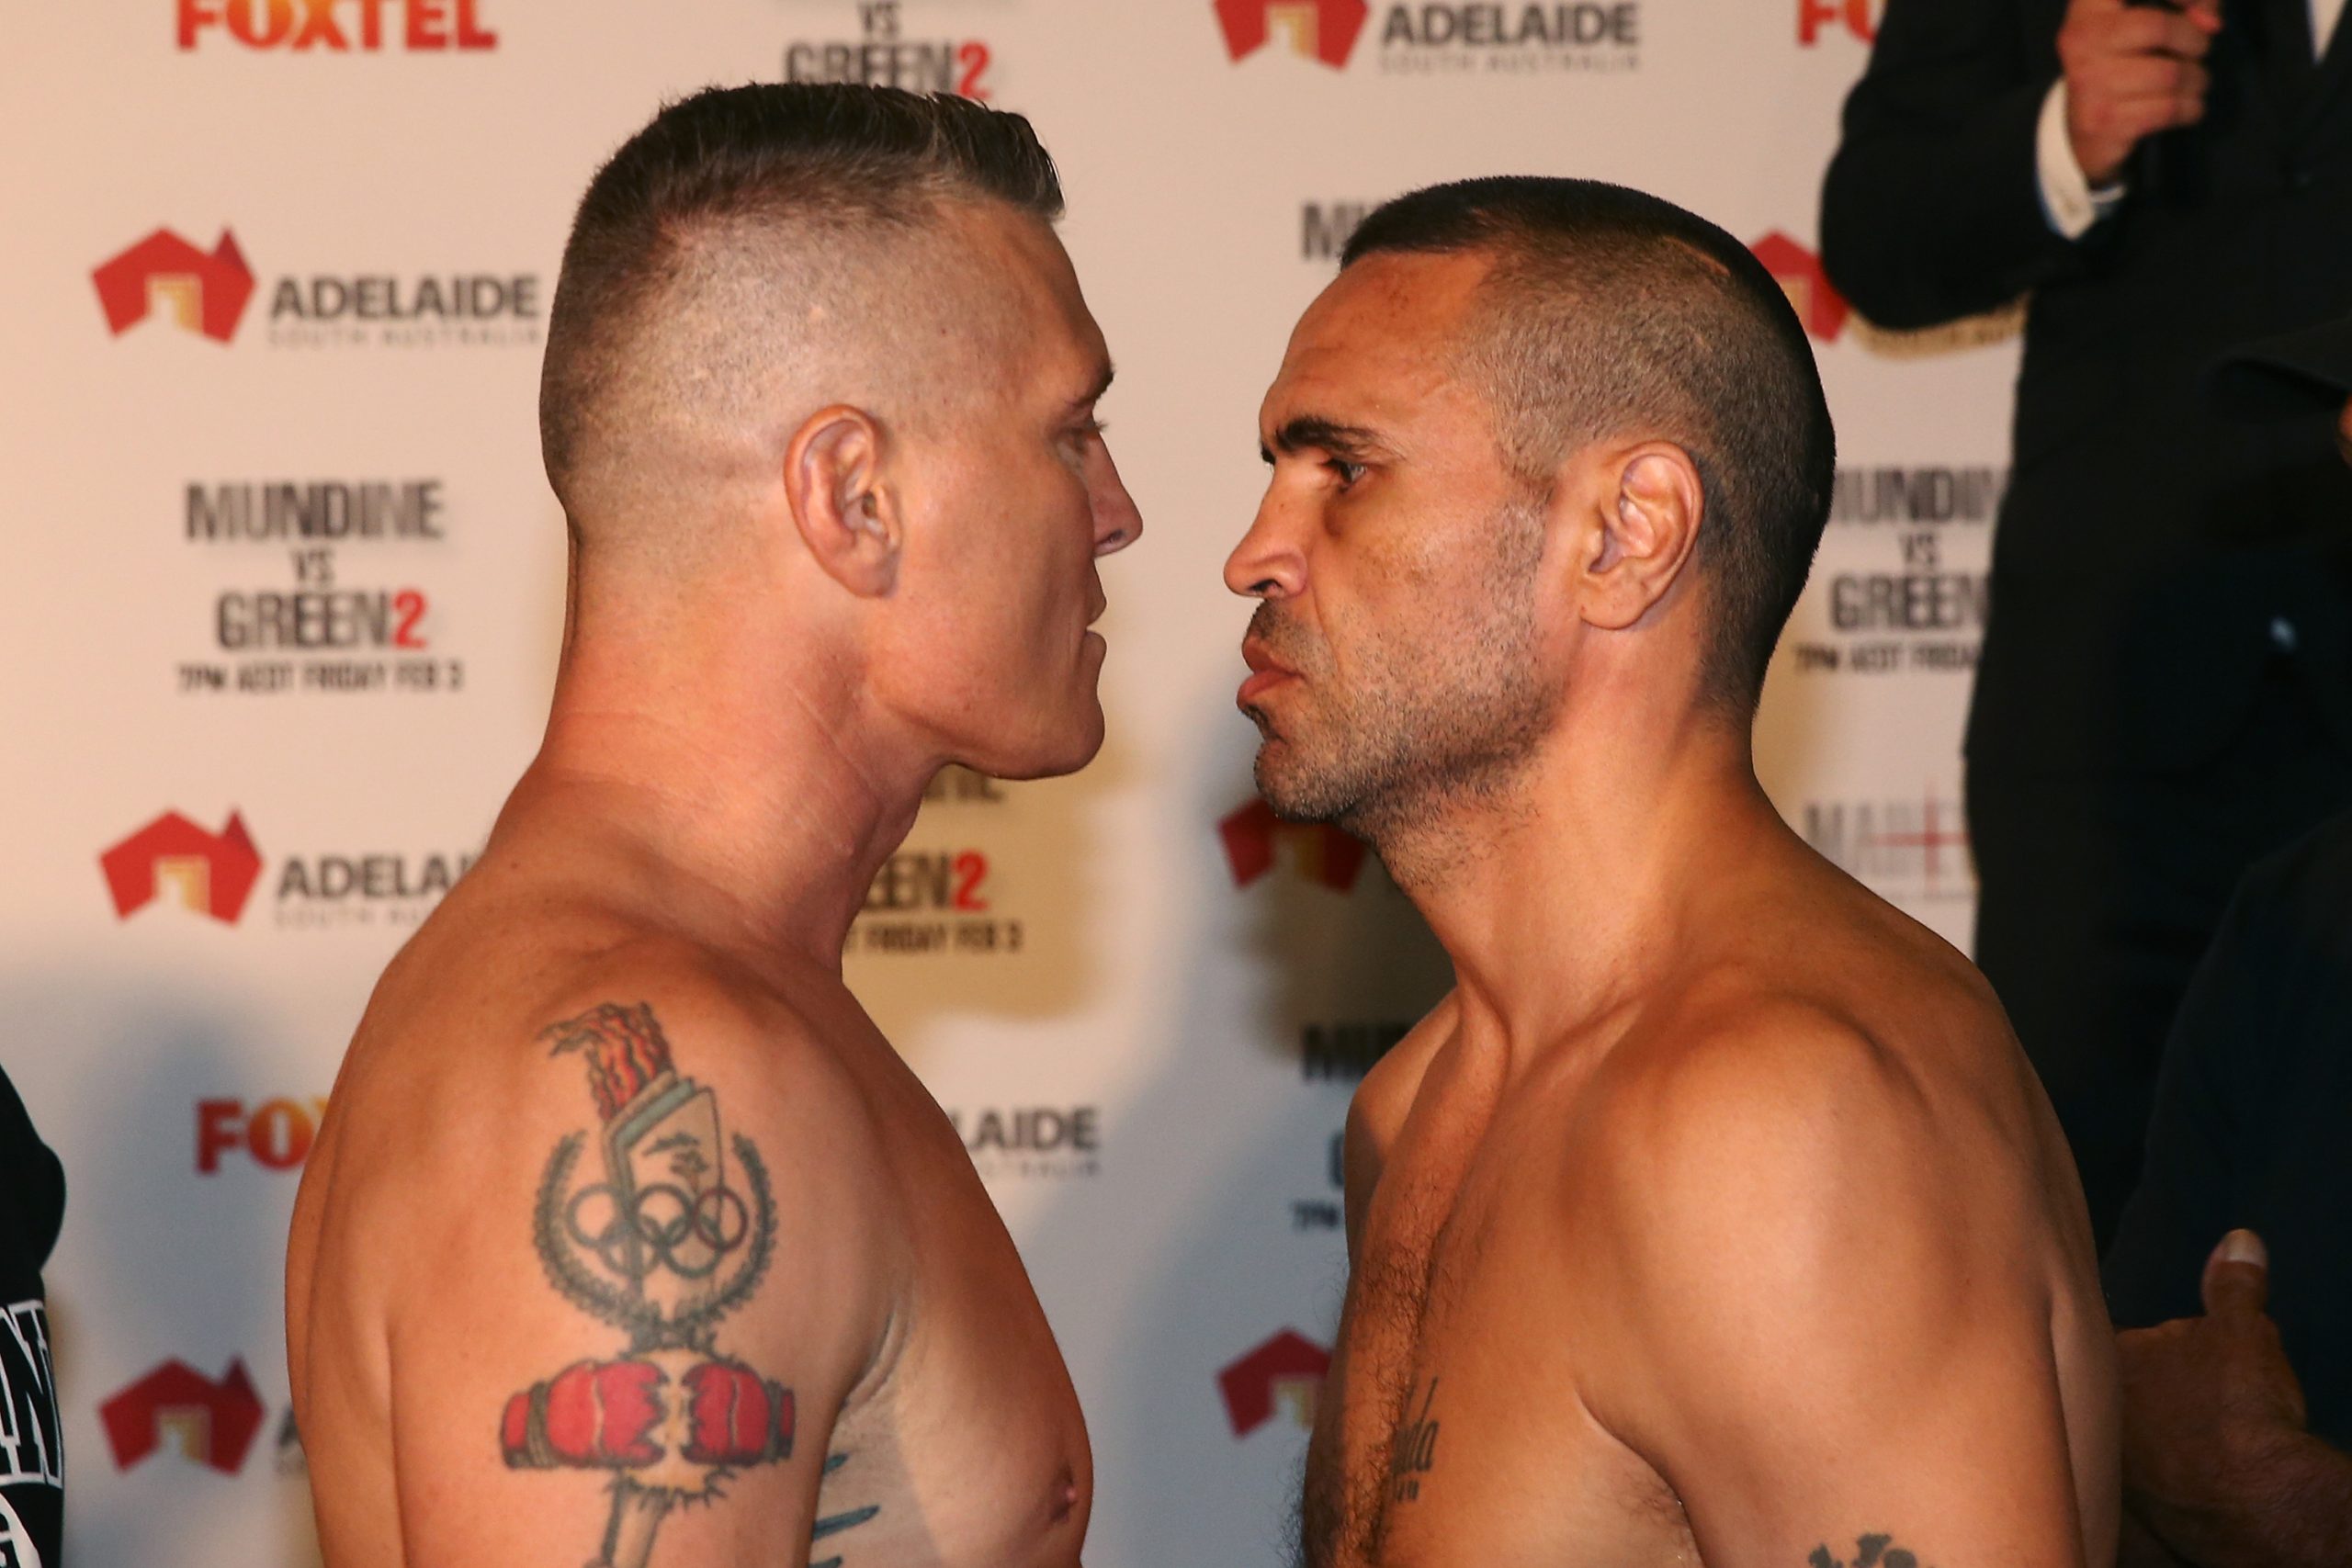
[540,84,1065,563]
[1340,178,1837,711]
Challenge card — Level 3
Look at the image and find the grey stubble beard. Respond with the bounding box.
[1246,507,1553,890]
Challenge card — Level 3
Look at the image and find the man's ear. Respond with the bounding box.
[785,404,899,598]
[1576,442,1702,632]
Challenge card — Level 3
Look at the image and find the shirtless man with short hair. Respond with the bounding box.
[1227,177,2120,1568]
[285,84,1138,1568]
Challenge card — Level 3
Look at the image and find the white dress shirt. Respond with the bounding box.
[2039,0,2349,236]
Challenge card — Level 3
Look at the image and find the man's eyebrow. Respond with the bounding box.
[1266,415,1387,459]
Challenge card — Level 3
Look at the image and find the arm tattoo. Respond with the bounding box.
[498,1002,878,1568]
[1808,1533,1935,1568]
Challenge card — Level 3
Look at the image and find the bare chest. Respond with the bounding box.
[1310,1122,1698,1568]
[819,1109,1091,1568]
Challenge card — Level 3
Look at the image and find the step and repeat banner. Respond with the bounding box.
[0,2,2017,1562]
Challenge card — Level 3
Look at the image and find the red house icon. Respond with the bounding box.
[1219,799,1367,893]
[1749,231,1852,344]
[91,228,256,343]
[99,1358,266,1474]
[1218,1328,1332,1436]
[100,810,264,923]
[1214,0,1370,67]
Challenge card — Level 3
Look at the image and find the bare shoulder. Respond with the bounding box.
[1338,991,1456,1257]
[291,930,904,1562]
[1552,902,2112,1568]
[1571,969,2077,1393]
[1350,989,1459,1156]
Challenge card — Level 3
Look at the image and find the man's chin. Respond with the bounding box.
[988,698,1105,781]
[1252,740,1355,826]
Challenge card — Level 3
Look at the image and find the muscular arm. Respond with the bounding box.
[1820,0,2075,329]
[1582,1013,2101,1568]
[363,991,893,1568]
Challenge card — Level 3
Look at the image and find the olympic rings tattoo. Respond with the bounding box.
[564,1179,751,1281]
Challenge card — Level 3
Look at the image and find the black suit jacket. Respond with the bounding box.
[1821,0,2352,775]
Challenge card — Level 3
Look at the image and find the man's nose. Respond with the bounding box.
[1091,442,1142,557]
[1224,491,1304,600]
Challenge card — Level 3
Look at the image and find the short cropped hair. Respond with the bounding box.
[1341,177,1837,711]
[541,83,1064,510]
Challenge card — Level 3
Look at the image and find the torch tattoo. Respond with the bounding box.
[500,1002,876,1568]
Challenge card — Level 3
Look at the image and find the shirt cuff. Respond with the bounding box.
[2037,78,2127,239]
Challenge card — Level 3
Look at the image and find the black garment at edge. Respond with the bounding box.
[0,1068,63,1566]
[1822,0,2352,1247]
[2106,810,2352,1450]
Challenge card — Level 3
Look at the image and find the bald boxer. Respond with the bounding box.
[1227,177,2119,1568]
[286,85,1138,1568]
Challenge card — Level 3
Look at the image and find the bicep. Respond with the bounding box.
[1591,1032,2091,1568]
[1658,1308,2086,1568]
[383,998,883,1567]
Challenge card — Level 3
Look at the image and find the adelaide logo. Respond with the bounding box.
[1749,231,1851,344]
[1218,1328,1331,1436]
[92,229,255,344]
[1216,0,1371,66]
[100,1359,266,1475]
[1219,799,1366,893]
[100,811,264,924]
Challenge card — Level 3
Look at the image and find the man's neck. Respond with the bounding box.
[494,584,933,975]
[1384,700,1784,1072]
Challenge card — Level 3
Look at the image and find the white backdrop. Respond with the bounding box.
[0,2,2016,1562]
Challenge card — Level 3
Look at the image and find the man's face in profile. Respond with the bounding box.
[1227,250,1558,835]
[885,205,1141,781]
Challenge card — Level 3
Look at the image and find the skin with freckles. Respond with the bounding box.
[287,193,1137,1568]
[1229,248,2120,1568]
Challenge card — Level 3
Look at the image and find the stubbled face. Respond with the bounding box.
[885,206,1142,780]
[1226,251,1557,838]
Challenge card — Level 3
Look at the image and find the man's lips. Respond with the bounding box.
[1238,638,1299,706]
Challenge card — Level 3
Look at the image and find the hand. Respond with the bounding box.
[2119,1230,2310,1536]
[2057,0,2222,186]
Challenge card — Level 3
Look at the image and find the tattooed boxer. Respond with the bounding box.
[286,85,1138,1568]
[1227,179,2120,1568]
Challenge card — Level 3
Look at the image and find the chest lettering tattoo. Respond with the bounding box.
[1385,1377,1442,1504]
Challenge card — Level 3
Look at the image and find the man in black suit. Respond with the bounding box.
[1822,0,2352,1248]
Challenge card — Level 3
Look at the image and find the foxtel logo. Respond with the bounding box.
[177,0,497,51]
[99,1358,266,1474]
[1216,0,1370,66]
[1220,799,1366,893]
[100,811,263,924]
[92,229,256,343]
[1218,1328,1330,1436]
[1750,231,1851,344]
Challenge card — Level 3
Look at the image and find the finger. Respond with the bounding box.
[2100,9,2215,57]
[2202,1228,2270,1316]
[2080,89,2203,149]
[2091,52,2205,96]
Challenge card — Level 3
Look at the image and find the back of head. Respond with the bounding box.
[540,83,1064,564]
[1341,177,1836,713]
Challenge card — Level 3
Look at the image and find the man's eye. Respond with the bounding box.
[1329,457,1365,488]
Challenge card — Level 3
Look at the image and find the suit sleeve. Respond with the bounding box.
[1819,0,2080,329]
[2101,878,2276,1328]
